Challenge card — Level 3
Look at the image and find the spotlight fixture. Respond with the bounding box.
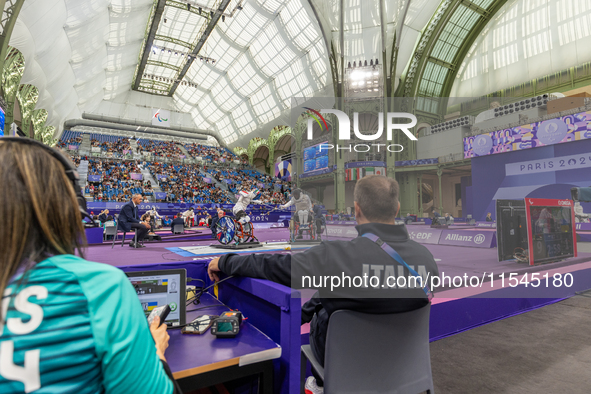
[187,3,191,11]
[199,7,201,13]
[150,43,217,64]
[210,11,214,17]
[237,5,243,10]
[348,62,351,68]
[222,15,225,22]
[164,18,167,23]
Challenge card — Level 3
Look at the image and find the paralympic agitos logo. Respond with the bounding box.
[303,108,417,153]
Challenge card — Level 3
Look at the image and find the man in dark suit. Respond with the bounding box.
[171,213,185,234]
[118,194,150,248]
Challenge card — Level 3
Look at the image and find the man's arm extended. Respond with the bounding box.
[213,253,291,286]
[209,243,326,288]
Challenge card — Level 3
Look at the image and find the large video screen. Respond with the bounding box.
[528,205,574,264]
[303,141,329,173]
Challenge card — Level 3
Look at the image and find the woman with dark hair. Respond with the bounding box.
[0,140,181,393]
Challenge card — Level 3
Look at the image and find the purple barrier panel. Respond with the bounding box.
[407,227,442,245]
[575,223,591,231]
[68,145,78,150]
[85,227,103,244]
[88,175,101,182]
[224,179,233,184]
[203,177,212,183]
[157,175,167,180]
[439,229,496,248]
[326,220,357,225]
[130,173,142,180]
[326,225,359,238]
[475,221,496,228]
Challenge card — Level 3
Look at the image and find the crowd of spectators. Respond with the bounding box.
[137,139,184,159]
[86,159,153,202]
[185,143,235,163]
[205,166,291,205]
[63,133,294,205]
[91,135,131,154]
[57,131,83,149]
[146,162,233,204]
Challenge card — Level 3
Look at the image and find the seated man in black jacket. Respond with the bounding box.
[208,176,439,393]
[117,194,150,248]
[171,213,185,233]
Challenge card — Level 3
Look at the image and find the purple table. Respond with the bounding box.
[168,293,281,393]
[118,260,303,394]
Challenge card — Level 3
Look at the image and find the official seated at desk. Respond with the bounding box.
[0,139,182,393]
[118,193,150,247]
[208,175,439,393]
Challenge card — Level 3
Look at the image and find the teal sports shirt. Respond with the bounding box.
[0,255,173,394]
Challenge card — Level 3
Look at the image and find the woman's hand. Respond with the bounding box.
[150,317,169,362]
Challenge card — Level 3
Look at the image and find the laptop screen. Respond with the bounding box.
[126,269,186,326]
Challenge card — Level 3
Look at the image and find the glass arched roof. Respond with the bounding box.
[10,0,329,145]
[173,0,329,144]
[451,0,591,97]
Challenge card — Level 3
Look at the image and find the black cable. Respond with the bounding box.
[185,276,234,307]
[186,302,230,313]
[187,277,206,287]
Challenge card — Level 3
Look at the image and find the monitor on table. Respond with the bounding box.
[126,268,186,326]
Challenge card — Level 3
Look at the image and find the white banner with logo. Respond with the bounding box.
[152,108,171,128]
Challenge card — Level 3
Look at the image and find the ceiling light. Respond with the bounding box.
[187,3,191,11]
[222,15,225,22]
[237,5,243,10]
[164,18,167,23]
[199,7,202,13]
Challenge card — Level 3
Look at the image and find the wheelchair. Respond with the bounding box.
[290,212,322,242]
[215,215,259,245]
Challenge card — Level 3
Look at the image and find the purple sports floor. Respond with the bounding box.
[85,227,591,282]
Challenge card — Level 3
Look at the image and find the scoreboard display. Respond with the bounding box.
[303,141,329,173]
[525,198,577,265]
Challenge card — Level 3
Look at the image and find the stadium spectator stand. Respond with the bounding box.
[60,132,292,204]
[185,143,235,163]
[86,159,152,202]
[57,130,83,148]
[146,162,232,204]
[137,139,184,159]
[90,133,131,155]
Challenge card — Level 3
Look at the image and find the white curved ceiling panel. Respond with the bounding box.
[451,0,591,97]
[12,0,328,143]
